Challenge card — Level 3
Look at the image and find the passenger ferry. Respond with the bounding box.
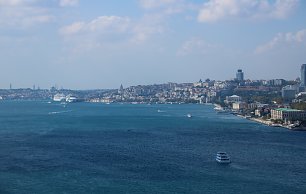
[53,93,66,102]
[214,106,231,114]
[216,152,231,164]
[66,95,78,103]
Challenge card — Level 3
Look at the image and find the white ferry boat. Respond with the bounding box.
[53,93,66,102]
[214,106,231,113]
[214,106,224,111]
[66,95,78,103]
[216,152,231,164]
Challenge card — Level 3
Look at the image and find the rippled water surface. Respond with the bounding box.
[0,101,306,193]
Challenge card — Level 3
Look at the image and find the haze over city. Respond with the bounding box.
[1,0,305,89]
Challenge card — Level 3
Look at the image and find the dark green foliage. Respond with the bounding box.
[291,102,306,110]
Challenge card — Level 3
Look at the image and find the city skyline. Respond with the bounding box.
[0,0,306,89]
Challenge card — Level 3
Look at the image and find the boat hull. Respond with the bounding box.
[216,159,231,164]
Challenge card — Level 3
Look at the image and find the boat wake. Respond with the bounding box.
[48,110,72,115]
[230,163,248,170]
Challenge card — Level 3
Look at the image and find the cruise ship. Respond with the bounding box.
[216,152,231,164]
[53,93,66,102]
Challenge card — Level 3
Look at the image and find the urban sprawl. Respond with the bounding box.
[2,64,306,130]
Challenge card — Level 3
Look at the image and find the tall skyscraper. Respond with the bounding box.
[301,64,306,86]
[236,69,244,81]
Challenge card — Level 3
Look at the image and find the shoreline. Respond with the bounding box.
[244,116,306,131]
[212,104,306,131]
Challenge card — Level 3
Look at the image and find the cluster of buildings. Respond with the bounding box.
[88,71,306,128]
[281,64,306,101]
[92,64,306,126]
[217,64,306,127]
[0,88,107,101]
[223,93,306,125]
[89,67,298,104]
[2,64,306,127]
[91,68,288,105]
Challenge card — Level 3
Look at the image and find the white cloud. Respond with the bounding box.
[60,14,165,48]
[59,16,134,54]
[269,0,298,19]
[139,0,192,16]
[177,37,219,56]
[60,16,131,36]
[131,14,164,44]
[59,22,84,35]
[59,0,79,7]
[139,0,177,9]
[0,0,26,6]
[88,16,131,33]
[198,0,299,23]
[0,1,54,28]
[255,29,306,54]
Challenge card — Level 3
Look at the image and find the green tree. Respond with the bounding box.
[291,102,306,110]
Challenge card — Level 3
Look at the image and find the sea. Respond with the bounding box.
[0,101,306,194]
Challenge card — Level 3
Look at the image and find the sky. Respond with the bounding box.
[0,0,306,89]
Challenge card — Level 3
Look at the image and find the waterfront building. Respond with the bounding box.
[255,109,262,117]
[247,103,258,109]
[301,64,306,86]
[225,95,242,103]
[101,98,113,103]
[271,108,306,121]
[236,69,244,81]
[232,102,247,110]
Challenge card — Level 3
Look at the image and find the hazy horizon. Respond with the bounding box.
[1,0,306,89]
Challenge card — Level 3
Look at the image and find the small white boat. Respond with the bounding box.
[187,114,192,118]
[216,152,231,164]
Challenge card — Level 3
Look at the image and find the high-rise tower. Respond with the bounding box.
[236,69,244,81]
[301,64,306,86]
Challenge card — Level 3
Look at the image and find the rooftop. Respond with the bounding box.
[275,108,301,112]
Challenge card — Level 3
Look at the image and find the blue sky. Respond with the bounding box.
[0,0,305,89]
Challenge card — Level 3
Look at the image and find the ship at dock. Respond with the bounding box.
[53,93,66,102]
[53,93,83,103]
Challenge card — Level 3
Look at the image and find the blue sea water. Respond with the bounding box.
[0,101,306,194]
